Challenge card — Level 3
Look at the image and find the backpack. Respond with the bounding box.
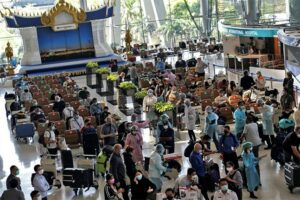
[38,134,47,147]
[96,152,108,174]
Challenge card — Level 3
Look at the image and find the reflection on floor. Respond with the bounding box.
[0,76,299,200]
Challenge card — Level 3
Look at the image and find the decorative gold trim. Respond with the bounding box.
[41,0,86,30]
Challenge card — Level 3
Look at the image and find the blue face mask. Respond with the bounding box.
[221,185,228,192]
[136,175,142,181]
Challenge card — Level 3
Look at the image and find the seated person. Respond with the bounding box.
[218,79,228,91]
[29,100,42,113]
[213,178,238,200]
[78,87,90,100]
[214,90,228,106]
[20,89,32,103]
[164,188,175,200]
[228,90,242,108]
[50,89,62,101]
[53,96,65,117]
[63,76,74,88]
[30,108,46,124]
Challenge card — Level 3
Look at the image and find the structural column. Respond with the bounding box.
[91,19,114,57]
[19,27,42,66]
[107,0,121,47]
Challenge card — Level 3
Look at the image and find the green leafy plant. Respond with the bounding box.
[119,81,137,90]
[153,102,175,113]
[96,68,110,74]
[134,90,148,99]
[107,73,119,81]
[86,61,98,68]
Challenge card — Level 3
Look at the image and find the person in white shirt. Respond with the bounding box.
[69,112,84,132]
[214,90,228,106]
[32,165,50,200]
[213,178,238,200]
[44,122,57,156]
[62,103,74,121]
[20,89,32,103]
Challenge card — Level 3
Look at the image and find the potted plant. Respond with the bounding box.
[96,67,110,79]
[86,61,98,88]
[153,102,175,120]
[107,73,119,88]
[134,90,147,105]
[119,81,137,96]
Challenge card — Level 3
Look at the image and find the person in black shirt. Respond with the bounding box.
[240,71,255,91]
[100,106,111,125]
[159,122,175,153]
[175,54,186,68]
[283,127,300,164]
[123,146,136,182]
[53,96,65,117]
[283,71,294,97]
[50,89,62,101]
[131,170,156,200]
[78,87,90,100]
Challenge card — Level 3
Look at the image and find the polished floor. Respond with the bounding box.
[0,76,299,200]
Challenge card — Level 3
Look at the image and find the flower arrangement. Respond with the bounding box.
[134,90,148,99]
[86,61,98,68]
[119,81,137,90]
[96,67,110,74]
[107,73,119,81]
[153,102,175,113]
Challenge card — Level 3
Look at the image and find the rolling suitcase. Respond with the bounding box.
[82,133,100,155]
[284,162,300,193]
[63,168,98,195]
[61,149,74,169]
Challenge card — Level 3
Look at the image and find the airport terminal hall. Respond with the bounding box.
[2,0,300,199]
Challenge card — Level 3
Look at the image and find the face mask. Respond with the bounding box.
[297,134,300,138]
[16,170,19,176]
[108,178,115,184]
[163,125,168,129]
[192,175,197,181]
[132,131,136,135]
[136,174,142,180]
[240,106,245,110]
[226,167,233,172]
[51,126,55,131]
[221,185,228,192]
[36,196,42,200]
[37,112,41,115]
[75,115,79,118]
[38,169,44,175]
[148,93,153,97]
[198,149,202,154]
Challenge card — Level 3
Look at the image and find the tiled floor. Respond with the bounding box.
[0,76,299,200]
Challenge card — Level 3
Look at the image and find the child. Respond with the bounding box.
[242,142,259,199]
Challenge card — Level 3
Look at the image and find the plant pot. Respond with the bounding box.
[86,68,97,89]
[107,81,116,95]
[100,74,108,80]
[125,89,136,96]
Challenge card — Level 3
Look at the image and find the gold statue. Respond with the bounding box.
[125,29,132,52]
[5,42,13,64]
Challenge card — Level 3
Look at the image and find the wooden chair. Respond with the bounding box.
[29,85,39,93]
[64,130,81,149]
[201,99,212,112]
[42,105,53,116]
[70,101,81,110]
[37,98,49,106]
[85,116,97,127]
[48,112,61,121]
[77,107,90,118]
[54,120,66,135]
[63,94,77,103]
[33,92,43,100]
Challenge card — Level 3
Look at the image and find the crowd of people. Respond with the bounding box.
[1,53,300,200]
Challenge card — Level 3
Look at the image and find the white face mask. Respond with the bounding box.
[36,196,42,200]
[51,126,55,131]
[226,167,233,172]
[297,134,300,138]
[163,125,168,129]
[38,169,44,175]
[192,175,197,182]
[136,174,142,181]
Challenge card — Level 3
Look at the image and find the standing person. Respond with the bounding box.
[69,112,84,132]
[109,144,128,200]
[156,114,173,144]
[100,106,111,125]
[90,98,102,125]
[44,122,58,156]
[101,117,118,146]
[234,101,246,138]
[6,165,21,190]
[78,87,90,100]
[189,143,209,200]
[240,70,255,91]
[157,48,167,62]
[155,58,165,72]
[213,178,238,200]
[143,89,157,133]
[195,57,207,78]
[175,54,186,68]
[131,171,156,200]
[282,127,300,164]
[224,161,243,200]
[241,116,261,158]
[219,126,239,172]
[32,165,50,200]
[131,113,150,131]
[130,63,139,86]
[0,178,25,200]
[149,144,167,192]
[280,88,294,112]
[125,125,143,163]
[257,99,274,149]
[104,173,124,200]
[283,71,294,99]
[184,99,197,142]
[255,71,266,90]
[20,89,32,103]
[204,106,219,151]
[159,122,175,153]
[242,142,259,199]
[123,146,136,182]
[30,190,41,200]
[62,103,74,129]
